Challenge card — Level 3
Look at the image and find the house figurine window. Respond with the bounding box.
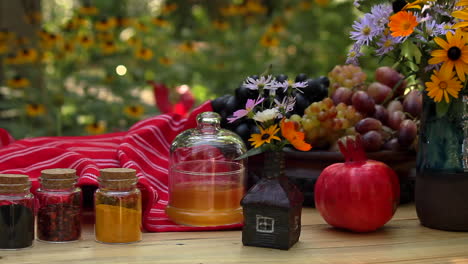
[256,215,275,233]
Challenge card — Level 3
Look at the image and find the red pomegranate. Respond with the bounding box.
[314,136,400,232]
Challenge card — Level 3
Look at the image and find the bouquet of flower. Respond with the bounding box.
[227,75,313,157]
[348,0,468,116]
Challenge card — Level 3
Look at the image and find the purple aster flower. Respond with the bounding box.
[368,4,392,36]
[353,0,360,8]
[227,97,264,123]
[273,80,308,94]
[375,35,400,56]
[242,75,275,90]
[274,96,296,117]
[350,14,378,45]
[345,44,363,65]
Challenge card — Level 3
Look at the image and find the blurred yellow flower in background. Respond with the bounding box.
[246,0,267,14]
[116,16,132,27]
[25,12,42,24]
[267,20,285,34]
[85,121,107,135]
[7,75,30,88]
[95,18,116,31]
[17,48,38,63]
[96,32,114,42]
[314,0,329,7]
[299,1,313,10]
[162,3,178,15]
[127,36,141,47]
[79,4,98,16]
[0,42,8,54]
[135,21,149,32]
[63,42,74,53]
[124,105,145,118]
[26,104,46,117]
[135,47,153,60]
[260,35,279,47]
[100,41,117,54]
[152,17,170,27]
[78,35,93,48]
[179,41,196,53]
[4,54,18,65]
[15,36,30,46]
[158,56,173,66]
[213,20,230,31]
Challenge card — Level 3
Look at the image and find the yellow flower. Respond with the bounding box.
[78,35,93,48]
[0,42,8,54]
[115,16,132,27]
[96,32,114,42]
[152,17,170,27]
[403,0,435,10]
[248,125,281,148]
[26,104,46,117]
[15,36,30,46]
[260,34,279,47]
[25,12,42,24]
[245,0,267,14]
[314,0,329,7]
[453,6,468,29]
[7,76,30,88]
[162,3,178,14]
[158,56,173,66]
[135,47,153,61]
[425,69,463,103]
[220,5,245,16]
[388,11,418,37]
[124,105,145,118]
[179,41,196,53]
[17,48,38,63]
[0,29,14,41]
[213,20,230,31]
[429,29,468,82]
[299,1,312,10]
[267,20,285,34]
[135,21,149,32]
[73,15,88,27]
[63,42,74,53]
[85,121,106,135]
[100,41,117,54]
[4,53,18,65]
[95,18,116,31]
[79,5,98,16]
[127,36,141,47]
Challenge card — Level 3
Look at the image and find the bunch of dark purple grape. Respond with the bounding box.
[211,74,329,144]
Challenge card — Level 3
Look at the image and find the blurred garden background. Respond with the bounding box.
[0,0,359,139]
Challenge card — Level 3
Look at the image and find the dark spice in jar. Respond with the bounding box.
[0,204,34,249]
[37,203,81,242]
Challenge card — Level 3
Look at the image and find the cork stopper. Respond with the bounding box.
[0,174,31,193]
[99,168,137,189]
[40,168,77,189]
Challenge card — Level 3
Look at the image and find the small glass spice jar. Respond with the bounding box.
[0,174,34,250]
[36,169,81,243]
[95,168,142,244]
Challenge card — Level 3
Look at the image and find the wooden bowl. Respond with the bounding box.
[247,148,416,207]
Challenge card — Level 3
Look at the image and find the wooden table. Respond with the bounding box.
[2,204,468,264]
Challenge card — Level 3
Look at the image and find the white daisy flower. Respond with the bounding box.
[253,108,279,123]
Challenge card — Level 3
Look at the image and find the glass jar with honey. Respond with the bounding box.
[166,112,247,226]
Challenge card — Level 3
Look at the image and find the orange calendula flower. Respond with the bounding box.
[26,104,46,117]
[425,69,463,103]
[388,11,418,37]
[124,105,145,118]
[248,125,281,148]
[86,121,106,135]
[280,119,312,151]
[428,29,468,82]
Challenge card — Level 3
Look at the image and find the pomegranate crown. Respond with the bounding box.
[337,135,367,163]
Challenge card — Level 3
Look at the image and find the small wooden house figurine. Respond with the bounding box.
[241,175,304,250]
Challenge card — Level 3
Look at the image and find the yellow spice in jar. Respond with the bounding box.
[95,204,142,243]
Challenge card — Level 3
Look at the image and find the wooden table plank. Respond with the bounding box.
[2,204,468,264]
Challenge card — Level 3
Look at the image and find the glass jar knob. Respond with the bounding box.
[197,112,221,134]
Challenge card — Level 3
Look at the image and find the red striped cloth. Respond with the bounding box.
[0,101,242,232]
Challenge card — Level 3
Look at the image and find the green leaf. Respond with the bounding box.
[436,101,450,117]
[401,41,422,72]
[236,145,268,160]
